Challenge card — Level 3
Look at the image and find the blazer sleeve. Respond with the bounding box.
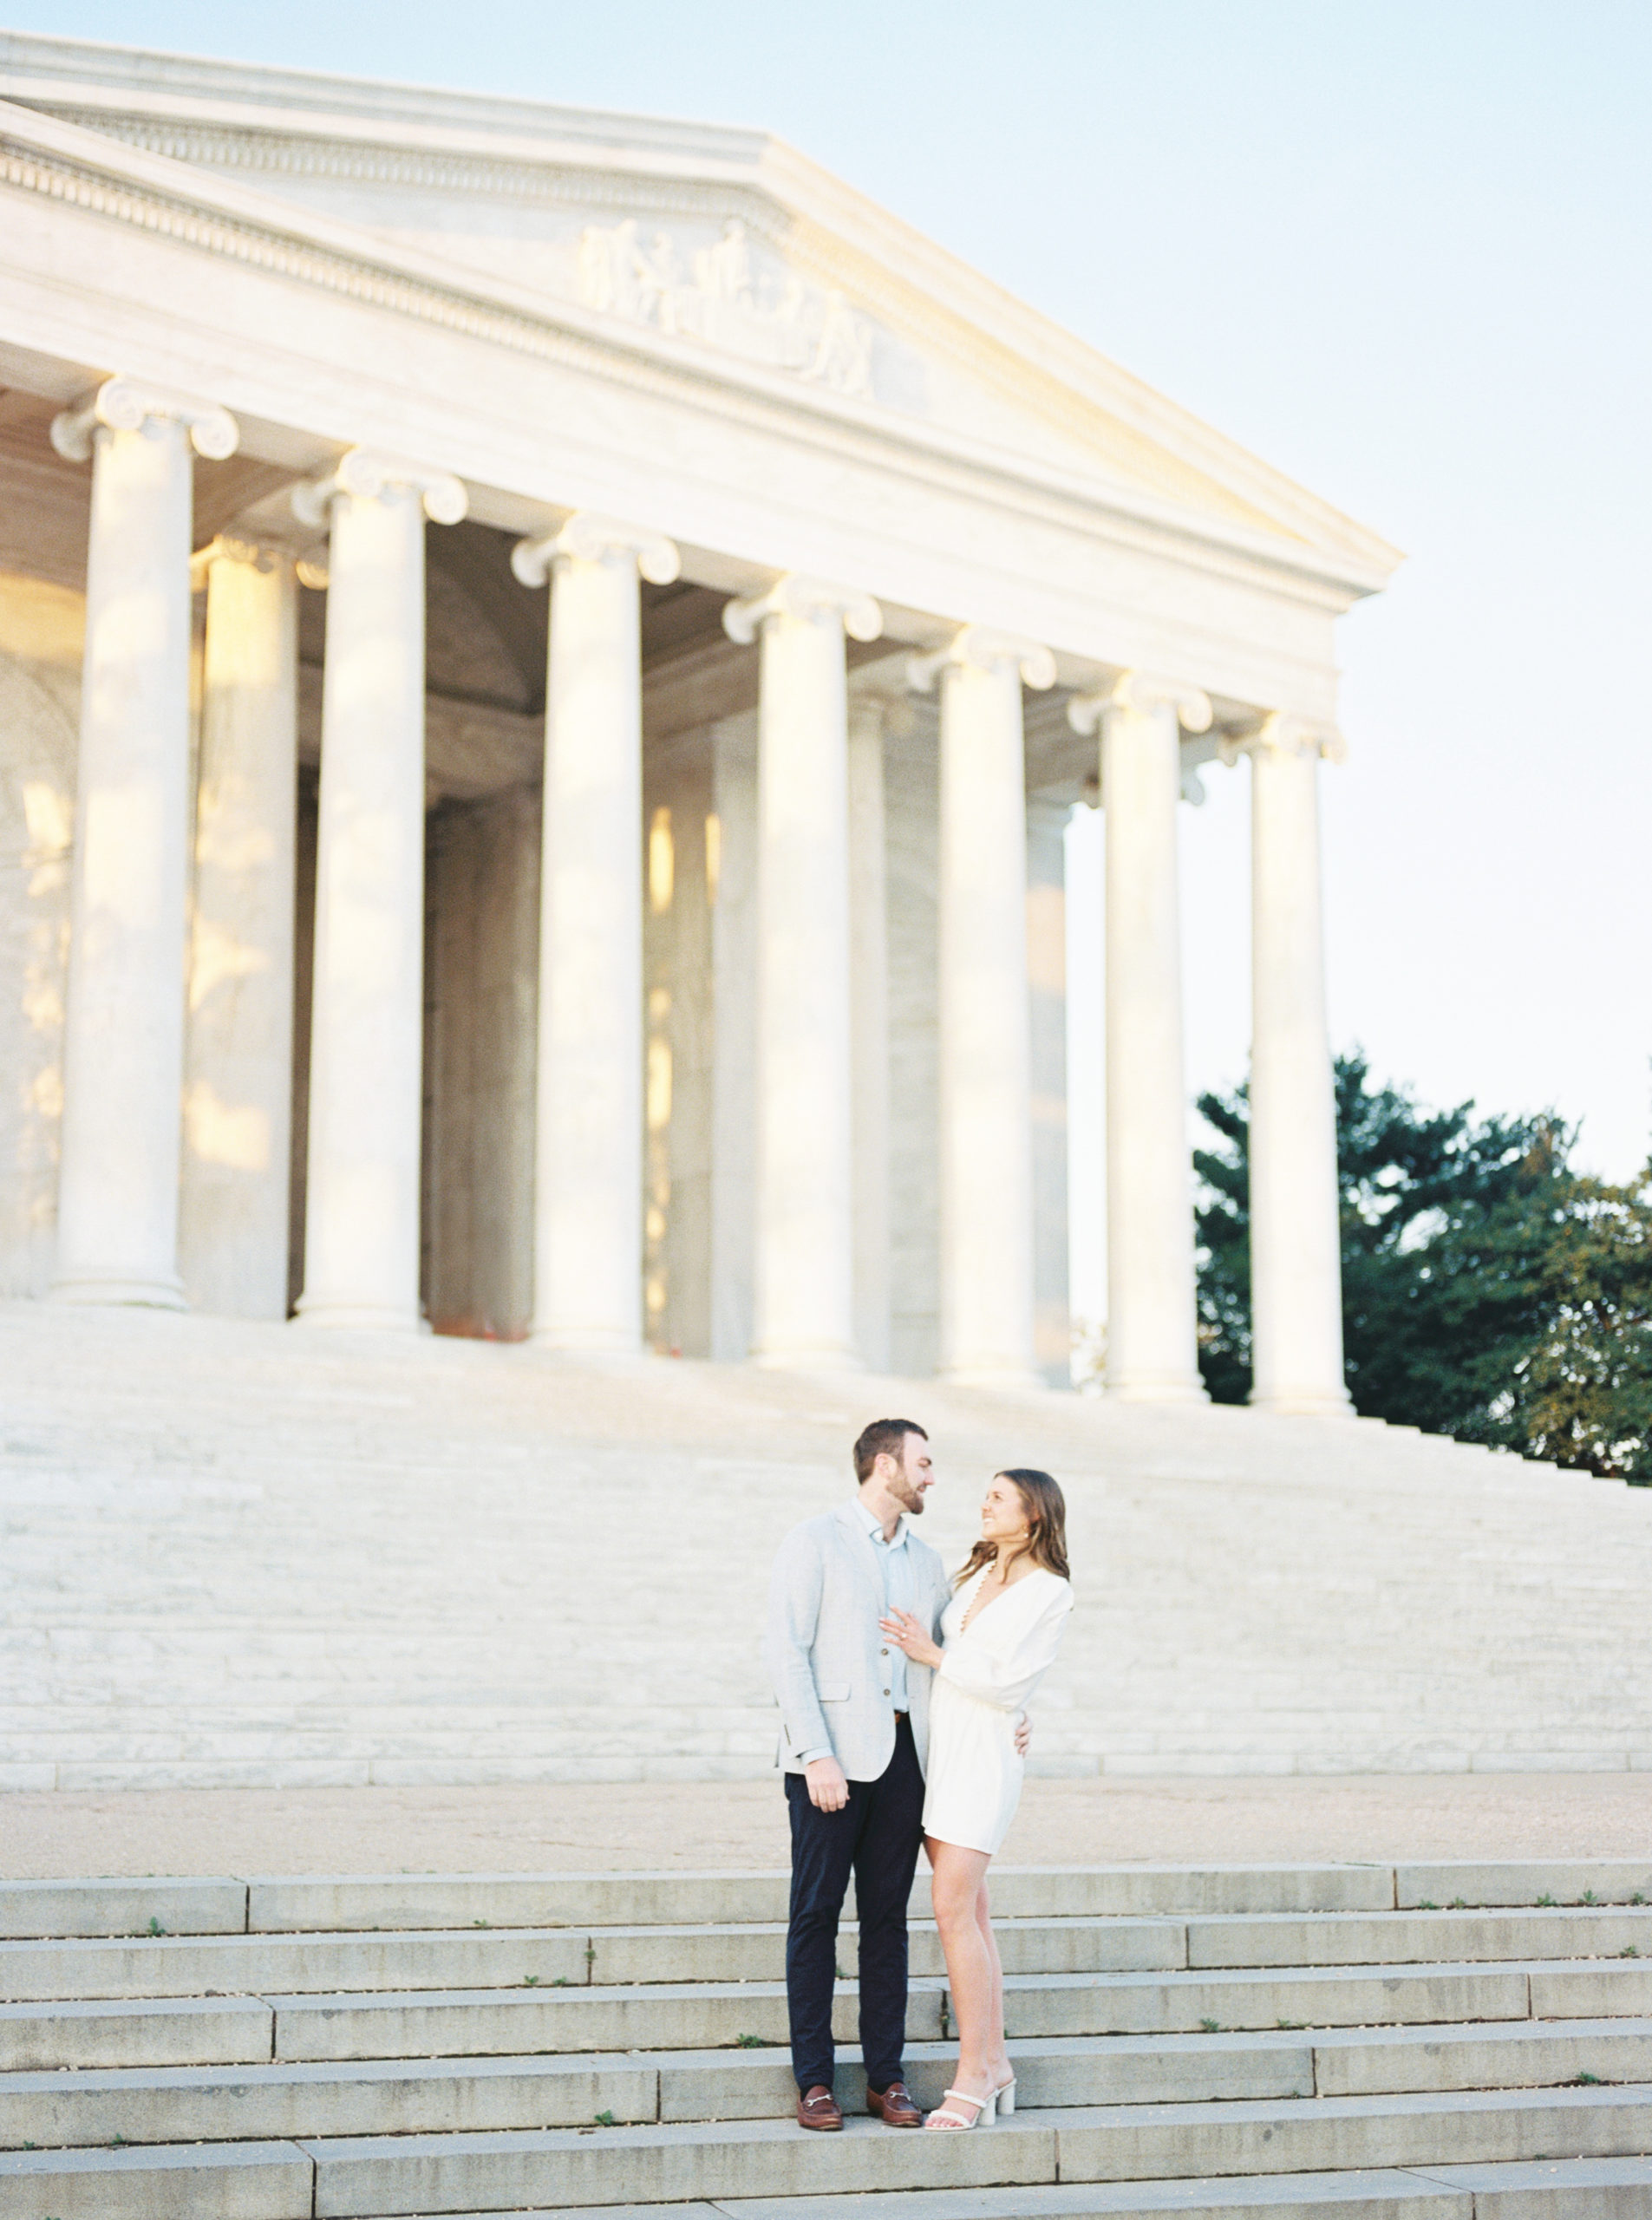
[937,1580,1072,1714]
[763,1523,833,1762]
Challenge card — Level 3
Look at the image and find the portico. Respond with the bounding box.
[0,33,1399,1403]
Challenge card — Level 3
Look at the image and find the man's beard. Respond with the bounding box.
[892,1479,925,1514]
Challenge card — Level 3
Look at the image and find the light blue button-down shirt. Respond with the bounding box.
[858,1500,914,1714]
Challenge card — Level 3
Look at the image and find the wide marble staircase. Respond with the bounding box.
[7,1860,1652,2216]
[5,1300,1652,1788]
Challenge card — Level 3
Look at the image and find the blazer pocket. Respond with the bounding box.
[818,1682,852,1703]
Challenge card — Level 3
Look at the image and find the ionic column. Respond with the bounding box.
[291,449,467,1330]
[723,575,882,1368]
[179,534,299,1318]
[1244,713,1351,1414]
[1069,670,1211,1401]
[911,626,1055,1388]
[847,692,892,1374]
[513,513,680,1355]
[49,377,238,1307]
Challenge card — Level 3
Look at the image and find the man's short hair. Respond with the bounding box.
[853,1418,928,1485]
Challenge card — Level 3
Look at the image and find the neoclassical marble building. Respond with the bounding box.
[0,33,1400,1410]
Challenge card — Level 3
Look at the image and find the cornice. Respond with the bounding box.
[0,99,1382,631]
[28,109,1318,552]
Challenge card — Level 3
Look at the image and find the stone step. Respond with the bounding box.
[23,1952,1645,2072]
[239,1866,1401,1933]
[8,2020,1652,2151]
[0,1916,1191,2001]
[20,1956,1647,2072]
[10,2147,1652,2220]
[1183,1905,1652,1969]
[0,1992,275,2069]
[10,1901,1647,2000]
[657,2156,1652,2216]
[0,1876,248,1940]
[225,2086,1652,2214]
[0,1865,1402,1939]
[7,1863,1652,1949]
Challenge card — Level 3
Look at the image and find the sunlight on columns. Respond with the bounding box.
[645,984,674,1344]
[187,917,271,1012]
[704,811,722,905]
[649,806,675,913]
[183,1080,271,1172]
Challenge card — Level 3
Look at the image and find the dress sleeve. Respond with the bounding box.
[937,1579,1072,1713]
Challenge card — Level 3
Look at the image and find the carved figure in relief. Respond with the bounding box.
[574,213,876,400]
[806,290,875,400]
[695,219,754,308]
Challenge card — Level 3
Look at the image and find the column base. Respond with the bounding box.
[750,1344,865,1374]
[291,1300,420,1333]
[50,1273,186,1310]
[1105,1373,1209,1404]
[529,1328,645,1364]
[1250,1388,1356,1419]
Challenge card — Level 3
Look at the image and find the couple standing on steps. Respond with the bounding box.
[765,1418,1073,2132]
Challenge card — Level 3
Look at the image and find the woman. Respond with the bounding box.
[881,1468,1072,2131]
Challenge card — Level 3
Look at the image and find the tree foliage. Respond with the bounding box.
[1193,1053,1652,1479]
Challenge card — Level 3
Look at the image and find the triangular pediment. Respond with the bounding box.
[0,31,1400,594]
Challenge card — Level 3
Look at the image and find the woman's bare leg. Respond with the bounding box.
[975,1876,1010,2086]
[926,1838,996,2115]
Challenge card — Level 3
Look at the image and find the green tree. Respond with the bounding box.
[1491,1170,1652,1478]
[1192,1054,1652,1474]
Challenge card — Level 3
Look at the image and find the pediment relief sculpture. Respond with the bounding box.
[576,216,876,399]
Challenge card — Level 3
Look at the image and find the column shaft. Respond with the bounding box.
[936,655,1038,1386]
[180,545,298,1317]
[1250,729,1351,1414]
[532,549,646,1352]
[751,605,856,1366]
[847,695,891,1374]
[1101,699,1205,1399]
[53,412,196,1305]
[297,480,432,1329]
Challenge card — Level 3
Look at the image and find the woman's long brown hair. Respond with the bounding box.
[955,1468,1069,1588]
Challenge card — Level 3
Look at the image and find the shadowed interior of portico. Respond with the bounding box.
[0,386,1087,1370]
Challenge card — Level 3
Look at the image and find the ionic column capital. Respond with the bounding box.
[511,512,679,590]
[907,624,1055,694]
[51,376,238,464]
[1068,669,1213,737]
[722,573,882,646]
[291,447,467,529]
[188,532,299,592]
[1218,710,1348,767]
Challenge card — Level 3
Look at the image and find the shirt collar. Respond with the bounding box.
[858,1500,908,1548]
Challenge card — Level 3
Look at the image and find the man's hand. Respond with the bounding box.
[805,1755,850,1812]
[1014,1713,1033,1758]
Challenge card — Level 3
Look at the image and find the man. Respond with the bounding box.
[764,1418,1030,2132]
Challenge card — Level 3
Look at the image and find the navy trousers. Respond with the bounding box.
[783,1714,926,2094]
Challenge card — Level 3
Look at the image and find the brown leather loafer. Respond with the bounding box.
[796,2084,843,2131]
[866,2079,923,2126]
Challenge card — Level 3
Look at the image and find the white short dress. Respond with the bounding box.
[921,1565,1074,1857]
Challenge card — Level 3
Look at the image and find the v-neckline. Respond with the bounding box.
[959,1562,1039,1636]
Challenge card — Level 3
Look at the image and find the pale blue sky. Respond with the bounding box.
[7,3,1648,1256]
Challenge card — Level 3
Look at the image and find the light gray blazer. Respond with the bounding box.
[764,1498,951,1781]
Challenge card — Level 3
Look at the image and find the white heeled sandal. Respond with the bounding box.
[993,2073,1016,2116]
[924,2085,996,2130]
